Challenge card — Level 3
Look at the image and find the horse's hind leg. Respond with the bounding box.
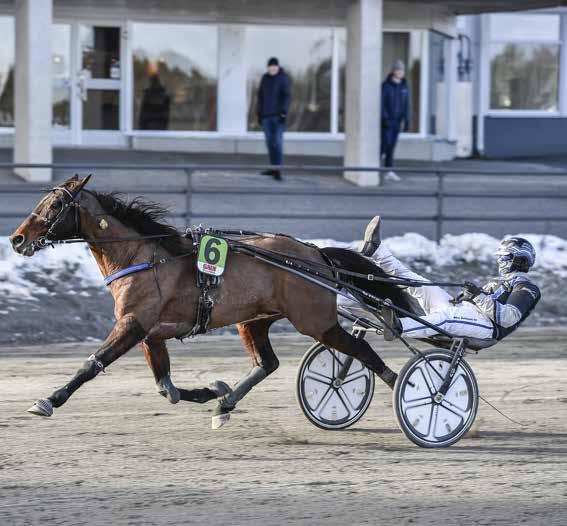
[142,338,231,405]
[319,323,397,389]
[141,340,180,404]
[212,317,280,429]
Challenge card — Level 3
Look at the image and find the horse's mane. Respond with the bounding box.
[91,191,189,255]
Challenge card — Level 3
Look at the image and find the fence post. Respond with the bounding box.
[436,171,445,244]
[185,169,193,225]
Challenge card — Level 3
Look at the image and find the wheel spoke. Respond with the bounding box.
[418,362,438,395]
[341,373,369,386]
[330,350,347,372]
[427,405,440,440]
[402,397,433,411]
[336,388,355,414]
[317,387,350,420]
[449,371,465,390]
[304,371,333,386]
[313,385,334,412]
[440,399,470,420]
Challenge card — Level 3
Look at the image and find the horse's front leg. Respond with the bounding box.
[28,315,147,417]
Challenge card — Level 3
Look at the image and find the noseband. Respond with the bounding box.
[30,186,83,249]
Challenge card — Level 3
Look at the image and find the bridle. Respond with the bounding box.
[30,185,84,249]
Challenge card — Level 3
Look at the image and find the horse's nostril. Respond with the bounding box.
[10,234,25,248]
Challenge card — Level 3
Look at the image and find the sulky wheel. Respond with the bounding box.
[393,349,479,448]
[296,342,375,430]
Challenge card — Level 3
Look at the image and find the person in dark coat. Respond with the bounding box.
[381,60,410,181]
[139,74,171,130]
[256,57,291,181]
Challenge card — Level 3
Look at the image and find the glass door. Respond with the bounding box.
[52,22,126,146]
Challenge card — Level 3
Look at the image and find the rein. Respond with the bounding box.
[29,181,463,291]
[40,221,466,290]
[228,240,466,288]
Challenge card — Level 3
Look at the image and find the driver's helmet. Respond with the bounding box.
[495,237,536,275]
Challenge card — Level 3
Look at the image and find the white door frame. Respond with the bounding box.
[53,19,128,147]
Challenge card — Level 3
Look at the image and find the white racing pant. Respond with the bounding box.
[338,245,494,340]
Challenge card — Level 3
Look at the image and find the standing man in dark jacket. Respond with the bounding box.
[257,57,291,181]
[381,60,410,181]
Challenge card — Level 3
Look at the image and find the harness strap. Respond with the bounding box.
[104,263,152,286]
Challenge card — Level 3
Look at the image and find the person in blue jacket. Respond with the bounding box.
[381,60,410,181]
[256,57,291,181]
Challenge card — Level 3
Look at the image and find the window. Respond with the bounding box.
[132,23,218,131]
[246,27,333,132]
[52,24,71,128]
[338,30,422,133]
[489,14,560,111]
[0,16,14,127]
[429,31,449,136]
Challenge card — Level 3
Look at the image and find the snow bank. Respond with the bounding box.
[310,232,567,272]
[0,240,102,299]
[1,233,566,300]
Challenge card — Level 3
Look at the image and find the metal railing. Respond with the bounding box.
[1,162,566,242]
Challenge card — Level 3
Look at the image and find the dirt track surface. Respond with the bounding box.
[1,329,566,525]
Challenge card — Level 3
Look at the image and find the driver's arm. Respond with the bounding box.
[473,282,540,328]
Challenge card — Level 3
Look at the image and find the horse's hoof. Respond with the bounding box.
[211,404,232,429]
[211,411,230,430]
[27,399,53,417]
[157,376,180,404]
[209,380,232,398]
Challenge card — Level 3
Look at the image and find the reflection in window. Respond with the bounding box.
[490,43,559,111]
[81,26,121,80]
[0,17,14,127]
[246,27,333,132]
[52,24,71,128]
[490,14,559,41]
[338,30,421,133]
[83,90,120,130]
[428,31,448,136]
[132,23,218,131]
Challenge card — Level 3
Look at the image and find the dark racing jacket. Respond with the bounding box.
[257,68,292,119]
[381,75,409,128]
[472,273,541,340]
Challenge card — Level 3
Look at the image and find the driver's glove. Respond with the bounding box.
[461,281,483,301]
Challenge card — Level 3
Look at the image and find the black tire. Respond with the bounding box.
[296,342,375,430]
[393,349,478,448]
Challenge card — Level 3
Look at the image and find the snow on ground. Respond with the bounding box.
[1,233,566,301]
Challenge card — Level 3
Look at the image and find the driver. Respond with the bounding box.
[356,216,541,342]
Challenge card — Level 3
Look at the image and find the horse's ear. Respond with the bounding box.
[63,174,79,185]
[75,174,92,193]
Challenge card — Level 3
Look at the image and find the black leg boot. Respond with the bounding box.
[359,215,382,256]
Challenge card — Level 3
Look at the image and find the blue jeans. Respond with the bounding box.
[262,116,285,166]
[381,121,401,168]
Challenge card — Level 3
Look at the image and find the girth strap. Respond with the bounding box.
[104,263,152,286]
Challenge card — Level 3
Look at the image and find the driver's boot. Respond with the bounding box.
[359,215,382,256]
[382,299,402,341]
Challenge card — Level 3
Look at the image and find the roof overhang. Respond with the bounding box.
[395,0,567,15]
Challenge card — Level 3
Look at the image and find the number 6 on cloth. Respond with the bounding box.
[197,235,229,277]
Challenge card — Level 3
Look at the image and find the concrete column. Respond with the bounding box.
[559,13,567,116]
[14,0,53,181]
[217,25,247,136]
[446,36,458,143]
[344,0,382,187]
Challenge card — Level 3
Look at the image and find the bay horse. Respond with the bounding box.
[10,175,402,428]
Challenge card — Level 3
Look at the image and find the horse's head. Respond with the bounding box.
[9,174,92,256]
